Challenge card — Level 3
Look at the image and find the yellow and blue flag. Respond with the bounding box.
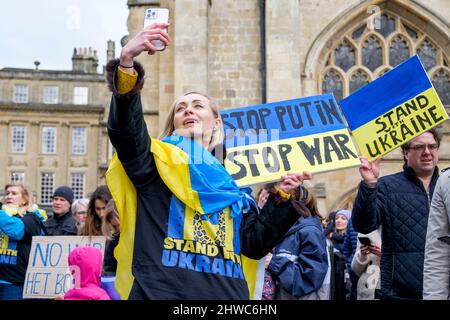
[157,135,256,218]
[106,136,263,299]
[339,55,448,161]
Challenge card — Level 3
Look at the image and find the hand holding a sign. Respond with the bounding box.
[278,171,312,194]
[359,156,382,185]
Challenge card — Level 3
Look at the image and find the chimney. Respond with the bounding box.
[72,47,99,73]
[34,61,40,71]
[106,40,115,63]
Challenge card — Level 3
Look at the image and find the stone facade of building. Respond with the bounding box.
[0,46,113,206]
[1,0,448,213]
[124,0,450,213]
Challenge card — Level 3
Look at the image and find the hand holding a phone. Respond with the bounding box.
[120,22,170,70]
[368,243,381,257]
[360,244,371,256]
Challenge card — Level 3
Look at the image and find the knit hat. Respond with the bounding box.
[53,186,74,204]
[335,209,351,221]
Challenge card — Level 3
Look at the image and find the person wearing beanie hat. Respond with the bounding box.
[44,186,77,236]
[335,209,351,223]
[53,186,74,204]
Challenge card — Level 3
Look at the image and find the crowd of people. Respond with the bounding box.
[1,21,449,301]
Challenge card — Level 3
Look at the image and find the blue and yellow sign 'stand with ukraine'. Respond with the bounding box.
[221,94,360,186]
[340,55,448,161]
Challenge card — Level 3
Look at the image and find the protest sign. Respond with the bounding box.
[221,94,360,186]
[339,55,448,161]
[23,236,105,299]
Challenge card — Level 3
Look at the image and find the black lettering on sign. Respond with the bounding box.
[389,129,402,145]
[257,108,271,130]
[400,122,414,140]
[375,117,388,134]
[297,139,322,166]
[323,136,343,162]
[428,105,444,123]
[247,110,262,130]
[221,113,235,131]
[261,147,280,173]
[416,112,432,130]
[315,101,327,125]
[229,111,246,129]
[378,134,392,152]
[226,151,246,180]
[366,141,381,158]
[334,134,357,159]
[287,105,304,129]
[404,99,418,115]
[322,99,343,124]
[244,149,260,177]
[416,95,429,109]
[298,134,357,166]
[275,106,287,131]
[278,144,292,171]
[299,102,315,126]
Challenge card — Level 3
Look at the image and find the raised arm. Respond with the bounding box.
[241,172,312,259]
[352,156,384,234]
[106,23,170,188]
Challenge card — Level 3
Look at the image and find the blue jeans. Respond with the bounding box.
[0,283,24,300]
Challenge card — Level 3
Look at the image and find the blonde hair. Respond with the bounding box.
[158,92,224,151]
[4,182,32,208]
[102,199,119,240]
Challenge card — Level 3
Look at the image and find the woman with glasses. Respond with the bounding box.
[71,198,89,233]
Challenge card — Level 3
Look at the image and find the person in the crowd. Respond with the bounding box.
[105,21,311,300]
[63,246,111,300]
[102,199,120,276]
[257,184,272,210]
[0,182,47,299]
[352,128,442,300]
[257,183,277,300]
[80,185,112,236]
[343,218,359,300]
[423,168,450,299]
[71,198,89,233]
[351,229,381,300]
[44,186,77,236]
[100,199,121,300]
[325,209,351,254]
[267,185,329,299]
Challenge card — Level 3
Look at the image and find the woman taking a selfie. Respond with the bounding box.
[106,21,311,300]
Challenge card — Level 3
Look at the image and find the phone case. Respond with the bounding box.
[358,237,371,245]
[144,8,169,50]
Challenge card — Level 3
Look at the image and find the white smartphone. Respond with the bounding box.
[144,8,169,51]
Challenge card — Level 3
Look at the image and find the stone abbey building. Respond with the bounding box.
[1,0,449,213]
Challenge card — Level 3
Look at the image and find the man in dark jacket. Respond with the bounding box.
[44,186,77,236]
[352,128,441,300]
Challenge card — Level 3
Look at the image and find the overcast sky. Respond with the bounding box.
[0,0,129,71]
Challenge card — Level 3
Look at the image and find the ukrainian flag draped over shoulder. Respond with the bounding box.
[106,136,264,299]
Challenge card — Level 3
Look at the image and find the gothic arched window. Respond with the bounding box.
[321,12,449,104]
[432,69,450,105]
[322,68,344,102]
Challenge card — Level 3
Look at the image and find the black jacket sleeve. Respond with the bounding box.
[21,212,43,241]
[106,59,159,188]
[241,195,300,260]
[352,181,384,234]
